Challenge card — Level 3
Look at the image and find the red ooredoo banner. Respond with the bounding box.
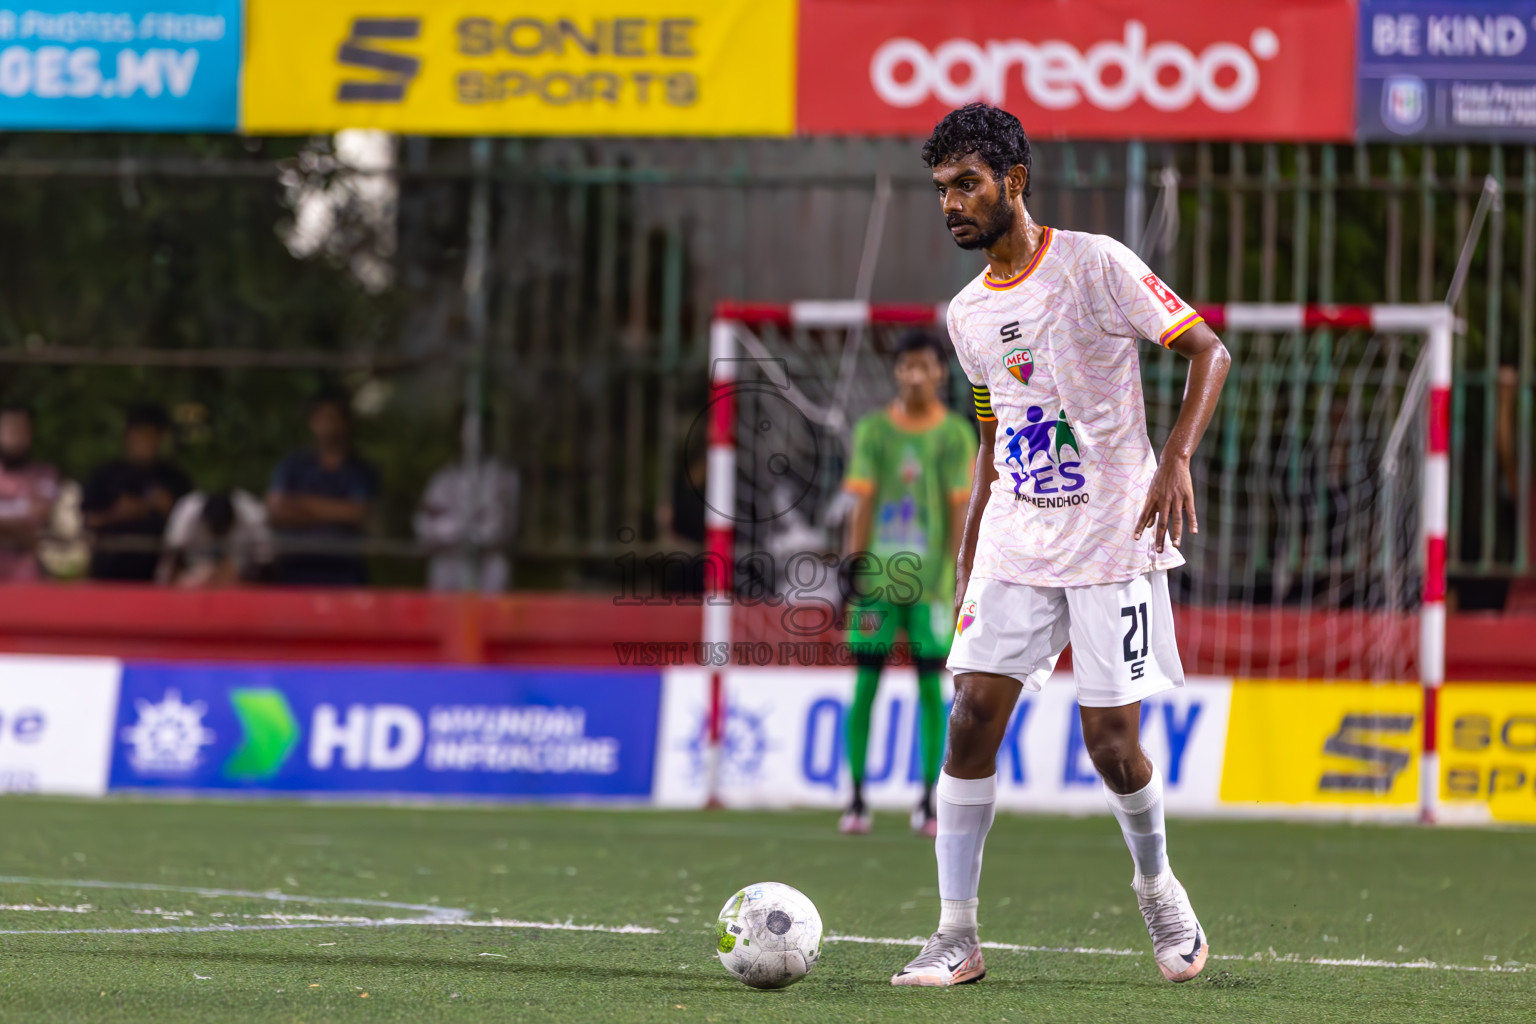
[797,0,1355,139]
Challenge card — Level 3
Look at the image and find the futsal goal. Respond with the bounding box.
[701,300,1453,821]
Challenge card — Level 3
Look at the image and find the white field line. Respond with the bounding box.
[826,932,1141,958]
[0,921,434,937]
[454,918,661,934]
[1211,950,1530,974]
[0,916,663,938]
[0,875,464,936]
[0,876,453,917]
[823,933,1531,974]
[0,877,658,938]
[0,878,1524,973]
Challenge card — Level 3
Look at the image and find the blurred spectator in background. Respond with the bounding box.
[666,442,707,549]
[82,404,191,581]
[158,489,273,588]
[413,411,519,592]
[656,438,708,597]
[266,392,379,586]
[0,403,60,582]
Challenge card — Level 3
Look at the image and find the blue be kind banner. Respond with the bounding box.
[0,1,239,130]
[109,662,662,798]
[1361,1,1536,140]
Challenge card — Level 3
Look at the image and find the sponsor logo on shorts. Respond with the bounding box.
[1003,405,1089,507]
[1003,347,1034,386]
[956,599,977,636]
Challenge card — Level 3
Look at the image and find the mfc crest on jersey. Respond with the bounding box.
[946,226,1201,588]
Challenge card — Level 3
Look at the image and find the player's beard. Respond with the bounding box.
[948,195,1015,251]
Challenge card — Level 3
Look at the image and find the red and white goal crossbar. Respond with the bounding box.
[713,299,1447,334]
[705,301,1454,820]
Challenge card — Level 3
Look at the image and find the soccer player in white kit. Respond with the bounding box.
[891,104,1231,987]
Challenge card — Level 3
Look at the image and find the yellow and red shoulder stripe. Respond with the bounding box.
[983,227,1053,291]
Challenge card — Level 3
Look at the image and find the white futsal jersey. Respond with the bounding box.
[947,225,1203,588]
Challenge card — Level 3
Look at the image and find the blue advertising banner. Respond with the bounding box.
[109,663,661,798]
[0,2,239,131]
[1360,1,1536,139]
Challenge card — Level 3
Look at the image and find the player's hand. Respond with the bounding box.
[1136,455,1197,553]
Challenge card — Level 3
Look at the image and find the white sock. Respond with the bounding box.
[940,898,978,932]
[1103,761,1170,898]
[935,771,996,933]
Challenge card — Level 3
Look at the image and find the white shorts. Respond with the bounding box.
[947,571,1184,708]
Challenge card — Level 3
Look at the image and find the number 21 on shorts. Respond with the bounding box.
[1121,602,1149,680]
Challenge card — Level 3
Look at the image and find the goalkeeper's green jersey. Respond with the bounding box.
[843,402,976,607]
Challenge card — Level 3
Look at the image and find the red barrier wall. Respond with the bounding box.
[0,585,699,666]
[0,585,1527,679]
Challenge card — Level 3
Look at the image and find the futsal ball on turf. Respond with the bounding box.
[714,881,823,989]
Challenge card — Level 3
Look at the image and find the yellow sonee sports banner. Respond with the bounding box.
[242,0,795,135]
[1438,685,1536,824]
[1220,681,1422,809]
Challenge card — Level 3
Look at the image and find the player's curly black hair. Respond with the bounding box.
[921,103,1032,201]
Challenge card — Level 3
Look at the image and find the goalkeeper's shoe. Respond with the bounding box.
[837,807,871,835]
[1137,875,1208,982]
[890,930,985,987]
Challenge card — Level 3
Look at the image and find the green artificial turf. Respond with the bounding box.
[0,798,1531,1022]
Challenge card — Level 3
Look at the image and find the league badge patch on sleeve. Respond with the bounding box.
[1003,348,1034,386]
[1140,273,1184,315]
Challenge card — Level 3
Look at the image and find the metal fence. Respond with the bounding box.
[0,136,1531,599]
[478,137,1531,604]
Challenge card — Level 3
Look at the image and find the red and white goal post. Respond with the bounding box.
[704,300,1453,821]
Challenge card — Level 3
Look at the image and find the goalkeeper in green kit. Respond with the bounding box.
[839,330,975,837]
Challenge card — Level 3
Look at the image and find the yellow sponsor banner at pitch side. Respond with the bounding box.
[1439,685,1536,824]
[1220,681,1421,808]
[242,0,795,135]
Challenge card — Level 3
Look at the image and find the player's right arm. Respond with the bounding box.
[947,299,996,618]
[943,416,975,590]
[954,416,997,620]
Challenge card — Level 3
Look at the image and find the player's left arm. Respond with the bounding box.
[1135,322,1231,552]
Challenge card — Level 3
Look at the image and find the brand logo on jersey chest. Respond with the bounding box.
[998,320,1022,343]
[1002,347,1034,386]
